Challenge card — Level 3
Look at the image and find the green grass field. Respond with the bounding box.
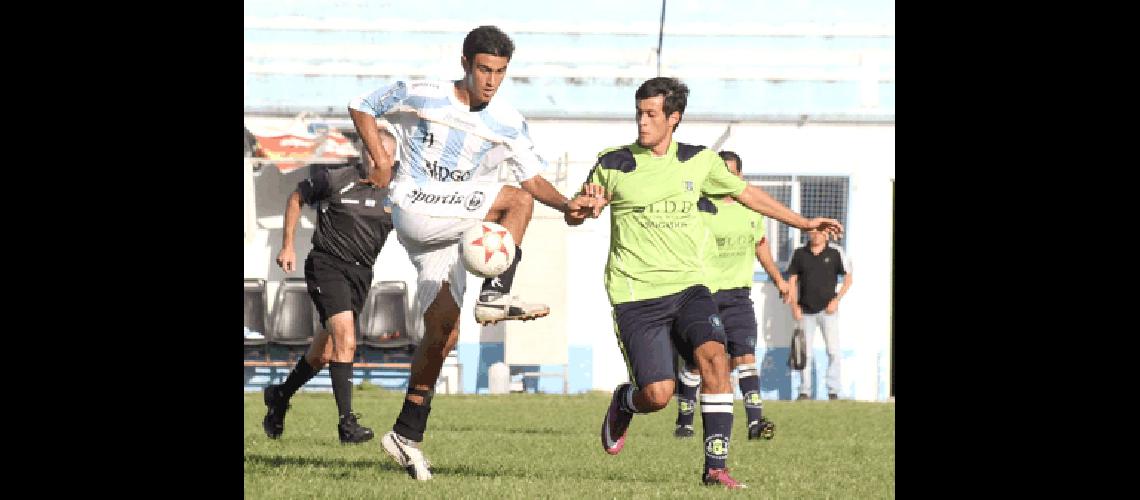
[245,387,894,499]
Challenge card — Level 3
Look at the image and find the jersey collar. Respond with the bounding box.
[629,140,678,159]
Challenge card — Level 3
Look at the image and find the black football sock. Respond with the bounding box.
[737,363,763,424]
[480,247,522,300]
[329,362,355,418]
[700,393,734,471]
[279,357,320,399]
[675,369,700,427]
[393,388,434,442]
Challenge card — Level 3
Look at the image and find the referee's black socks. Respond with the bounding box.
[328,361,355,418]
[280,356,320,399]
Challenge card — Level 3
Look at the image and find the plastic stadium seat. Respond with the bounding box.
[358,281,412,350]
[269,277,318,358]
[244,278,269,359]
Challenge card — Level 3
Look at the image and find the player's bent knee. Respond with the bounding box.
[515,188,533,208]
[498,184,533,208]
[641,382,675,411]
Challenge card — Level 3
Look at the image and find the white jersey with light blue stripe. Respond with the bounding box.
[349,80,545,196]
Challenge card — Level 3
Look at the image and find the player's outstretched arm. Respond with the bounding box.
[520,175,573,213]
[520,176,603,226]
[734,185,843,239]
[348,108,396,187]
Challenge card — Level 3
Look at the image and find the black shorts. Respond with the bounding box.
[304,250,372,327]
[612,285,727,389]
[712,287,758,358]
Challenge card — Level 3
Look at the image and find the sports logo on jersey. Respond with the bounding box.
[465,191,486,211]
[426,161,474,182]
[824,257,830,263]
[685,180,694,191]
[365,199,377,207]
[405,189,470,207]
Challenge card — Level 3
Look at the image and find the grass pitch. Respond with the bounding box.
[245,388,893,499]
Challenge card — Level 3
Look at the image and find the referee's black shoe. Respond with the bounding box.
[338,412,375,444]
[262,384,290,439]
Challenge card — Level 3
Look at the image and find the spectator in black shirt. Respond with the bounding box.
[787,228,853,401]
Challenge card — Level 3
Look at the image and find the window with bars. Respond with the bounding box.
[744,174,850,280]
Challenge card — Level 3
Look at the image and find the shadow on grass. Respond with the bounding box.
[434,424,574,436]
[247,452,657,484]
[246,453,378,470]
[430,463,659,484]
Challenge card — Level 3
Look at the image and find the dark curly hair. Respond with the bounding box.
[635,77,689,131]
[462,25,515,65]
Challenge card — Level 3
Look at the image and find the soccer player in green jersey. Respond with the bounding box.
[563,77,842,489]
[673,151,791,442]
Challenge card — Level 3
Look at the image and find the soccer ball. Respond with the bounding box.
[461,222,516,279]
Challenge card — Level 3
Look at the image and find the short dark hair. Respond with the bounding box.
[463,25,515,64]
[718,151,742,172]
[635,77,689,131]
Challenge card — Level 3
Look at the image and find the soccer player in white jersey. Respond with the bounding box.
[347,25,596,481]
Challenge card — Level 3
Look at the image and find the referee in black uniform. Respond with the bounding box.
[262,133,396,444]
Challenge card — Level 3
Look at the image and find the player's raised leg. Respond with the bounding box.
[602,301,680,455]
[474,185,549,325]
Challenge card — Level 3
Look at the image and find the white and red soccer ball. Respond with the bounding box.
[461,222,516,278]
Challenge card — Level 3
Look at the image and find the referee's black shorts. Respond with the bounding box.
[304,250,372,327]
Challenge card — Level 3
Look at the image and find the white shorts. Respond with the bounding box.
[391,205,484,342]
[389,179,503,219]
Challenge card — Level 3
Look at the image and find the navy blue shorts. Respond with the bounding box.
[612,285,727,389]
[712,287,758,358]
